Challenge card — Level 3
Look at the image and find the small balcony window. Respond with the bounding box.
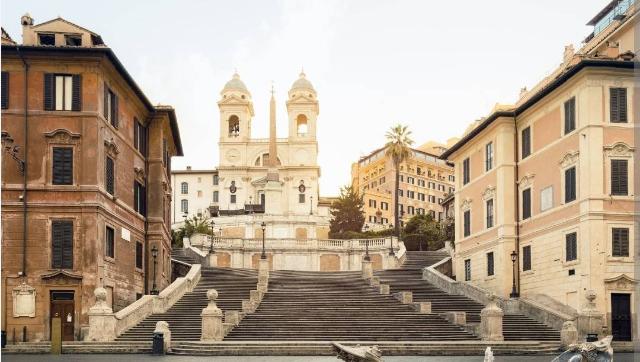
[38,33,55,46]
[65,35,82,46]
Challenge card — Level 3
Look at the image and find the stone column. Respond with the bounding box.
[576,290,604,340]
[561,320,579,348]
[85,287,117,341]
[201,289,223,342]
[480,294,504,341]
[154,321,171,353]
[362,260,373,279]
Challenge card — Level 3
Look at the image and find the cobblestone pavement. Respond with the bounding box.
[1,354,637,362]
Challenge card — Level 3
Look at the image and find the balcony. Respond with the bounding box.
[210,203,265,217]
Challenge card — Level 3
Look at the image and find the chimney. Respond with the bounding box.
[186,166,192,171]
[21,13,33,44]
[605,41,620,59]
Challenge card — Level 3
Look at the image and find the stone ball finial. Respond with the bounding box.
[94,286,107,302]
[585,290,596,302]
[207,289,218,301]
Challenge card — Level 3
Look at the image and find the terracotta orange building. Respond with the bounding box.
[1,15,182,342]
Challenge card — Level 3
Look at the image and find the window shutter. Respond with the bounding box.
[566,233,577,261]
[1,71,8,109]
[111,93,119,128]
[134,120,139,150]
[487,252,494,276]
[618,88,627,122]
[523,246,531,271]
[565,167,576,202]
[610,88,627,123]
[105,157,114,195]
[71,74,82,111]
[61,221,73,269]
[103,83,109,118]
[564,98,576,134]
[44,73,55,110]
[612,228,629,257]
[611,159,628,195]
[52,221,64,268]
[136,242,143,269]
[522,189,531,219]
[52,220,73,269]
[52,147,73,185]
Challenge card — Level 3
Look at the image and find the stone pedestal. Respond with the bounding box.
[85,287,117,341]
[561,320,579,347]
[201,289,223,342]
[207,252,218,268]
[397,291,413,304]
[225,311,240,326]
[154,321,171,352]
[242,299,255,313]
[370,277,380,287]
[576,290,604,340]
[264,180,283,215]
[257,258,269,292]
[414,302,432,314]
[361,260,373,279]
[379,284,390,295]
[445,311,466,325]
[480,294,504,341]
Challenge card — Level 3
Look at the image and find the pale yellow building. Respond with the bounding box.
[441,0,637,342]
[352,140,456,231]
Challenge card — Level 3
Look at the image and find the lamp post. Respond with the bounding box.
[249,196,253,215]
[310,195,313,215]
[510,250,519,298]
[209,220,215,254]
[150,245,159,295]
[363,224,370,261]
[1,132,25,174]
[388,223,394,255]
[260,222,267,260]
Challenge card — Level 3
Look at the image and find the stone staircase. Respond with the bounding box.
[116,267,257,342]
[375,251,561,341]
[171,248,199,265]
[224,269,476,341]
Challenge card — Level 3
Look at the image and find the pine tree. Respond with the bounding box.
[329,185,365,236]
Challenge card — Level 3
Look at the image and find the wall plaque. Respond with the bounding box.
[13,283,36,318]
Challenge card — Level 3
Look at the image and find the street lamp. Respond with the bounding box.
[209,220,215,254]
[388,223,394,256]
[1,132,25,174]
[310,195,313,215]
[260,222,267,260]
[363,224,370,261]
[510,250,519,298]
[150,245,159,295]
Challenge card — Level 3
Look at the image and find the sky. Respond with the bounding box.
[2,0,606,196]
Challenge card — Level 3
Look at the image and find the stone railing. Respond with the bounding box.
[190,234,394,252]
[88,263,202,341]
[423,256,572,331]
[395,240,407,266]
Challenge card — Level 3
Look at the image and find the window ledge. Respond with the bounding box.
[521,270,535,276]
[104,257,116,264]
[562,260,579,267]
[606,256,633,263]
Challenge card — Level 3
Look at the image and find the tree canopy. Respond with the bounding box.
[329,185,365,237]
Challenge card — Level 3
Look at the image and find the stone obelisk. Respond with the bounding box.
[264,85,283,215]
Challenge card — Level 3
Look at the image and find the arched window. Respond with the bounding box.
[296,114,308,136]
[254,153,282,166]
[180,199,188,213]
[181,182,188,194]
[228,115,240,137]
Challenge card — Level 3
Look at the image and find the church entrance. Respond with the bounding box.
[50,291,75,341]
[611,293,631,341]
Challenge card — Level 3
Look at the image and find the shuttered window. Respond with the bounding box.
[105,156,115,195]
[521,127,531,158]
[564,97,576,134]
[522,188,531,220]
[462,158,470,185]
[43,74,81,111]
[181,199,188,213]
[105,226,115,258]
[104,84,118,128]
[134,119,147,155]
[612,228,629,257]
[44,73,54,110]
[486,199,494,228]
[610,87,627,123]
[522,245,531,271]
[611,159,628,196]
[51,220,73,269]
[464,259,471,281]
[463,210,471,237]
[52,147,73,185]
[565,232,577,261]
[135,241,143,269]
[565,166,576,202]
[487,252,494,276]
[299,194,305,203]
[71,74,82,111]
[1,71,8,109]
[485,142,494,171]
[134,181,146,216]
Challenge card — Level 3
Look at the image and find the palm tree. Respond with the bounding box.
[385,124,414,254]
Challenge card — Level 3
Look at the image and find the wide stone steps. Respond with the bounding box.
[2,341,153,354]
[375,251,561,342]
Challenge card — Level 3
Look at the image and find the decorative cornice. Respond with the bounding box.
[559,150,580,169]
[518,173,535,189]
[41,270,83,281]
[104,138,120,158]
[134,167,145,182]
[481,185,496,201]
[604,142,635,158]
[44,128,81,144]
[460,198,472,211]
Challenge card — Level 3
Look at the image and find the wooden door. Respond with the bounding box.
[611,293,631,341]
[50,292,75,341]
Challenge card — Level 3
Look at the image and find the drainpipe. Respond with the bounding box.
[513,116,520,297]
[143,119,150,295]
[16,46,29,277]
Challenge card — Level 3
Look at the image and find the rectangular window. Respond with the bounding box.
[105,156,115,195]
[55,75,73,111]
[65,34,82,46]
[399,175,404,182]
[133,181,146,216]
[611,159,628,196]
[487,252,494,276]
[612,228,629,257]
[44,74,81,111]
[105,226,115,259]
[463,210,471,237]
[230,194,236,204]
[485,142,494,171]
[134,119,146,155]
[135,241,143,269]
[522,188,531,220]
[522,245,531,271]
[462,158,470,185]
[213,191,219,202]
[398,189,403,197]
[565,232,577,261]
[181,199,188,213]
[104,84,118,128]
[38,33,55,45]
[369,199,376,208]
[52,147,73,185]
[486,199,494,228]
[1,71,8,109]
[610,87,627,123]
[213,175,219,185]
[299,193,305,203]
[51,220,73,269]
[464,259,471,281]
[564,97,576,134]
[565,166,576,202]
[407,206,414,215]
[521,126,531,158]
